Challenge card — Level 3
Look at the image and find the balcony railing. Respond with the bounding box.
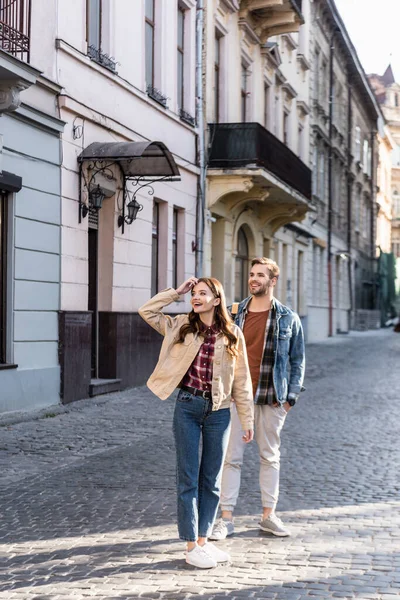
[208,122,312,201]
[0,0,30,61]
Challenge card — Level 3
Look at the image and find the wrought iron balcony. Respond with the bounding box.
[208,122,312,201]
[0,0,30,62]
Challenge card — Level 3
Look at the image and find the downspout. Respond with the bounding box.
[195,0,205,277]
[327,31,335,336]
[346,79,353,330]
[370,128,376,310]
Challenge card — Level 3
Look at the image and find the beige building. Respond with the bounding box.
[375,119,394,254]
[203,0,314,327]
[304,0,380,340]
[369,66,400,298]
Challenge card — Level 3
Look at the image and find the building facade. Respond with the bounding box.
[305,0,380,340]
[369,66,400,302]
[203,0,314,333]
[1,0,200,412]
[0,2,64,413]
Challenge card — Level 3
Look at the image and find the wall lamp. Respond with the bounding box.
[80,184,106,219]
[118,196,143,228]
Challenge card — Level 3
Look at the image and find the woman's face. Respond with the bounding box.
[190,281,220,315]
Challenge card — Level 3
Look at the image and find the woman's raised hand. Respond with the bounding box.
[176,277,199,296]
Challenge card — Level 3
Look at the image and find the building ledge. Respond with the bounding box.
[0,48,40,114]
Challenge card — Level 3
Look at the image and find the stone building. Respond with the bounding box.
[0,2,64,412]
[305,0,380,340]
[1,0,200,411]
[203,0,314,332]
[369,66,400,300]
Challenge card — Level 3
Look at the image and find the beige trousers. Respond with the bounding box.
[220,402,287,511]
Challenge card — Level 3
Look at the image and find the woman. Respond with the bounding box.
[139,277,254,569]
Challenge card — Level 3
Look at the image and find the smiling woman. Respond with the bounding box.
[138,277,254,569]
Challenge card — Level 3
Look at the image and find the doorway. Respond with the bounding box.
[88,209,99,378]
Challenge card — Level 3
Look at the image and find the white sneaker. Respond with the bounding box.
[209,518,235,540]
[259,513,290,537]
[203,542,231,563]
[185,545,217,569]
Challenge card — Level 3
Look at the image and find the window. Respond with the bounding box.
[283,111,289,145]
[145,0,155,87]
[355,187,361,231]
[87,0,102,50]
[177,6,185,110]
[312,144,318,196]
[264,83,270,129]
[235,227,249,301]
[0,192,7,364]
[319,149,325,199]
[395,93,399,107]
[241,64,248,122]
[215,32,221,122]
[172,208,178,290]
[298,124,304,159]
[151,202,159,296]
[363,139,369,174]
[314,50,320,101]
[354,126,361,162]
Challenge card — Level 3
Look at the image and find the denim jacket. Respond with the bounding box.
[231,296,305,405]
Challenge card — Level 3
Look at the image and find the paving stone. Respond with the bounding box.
[0,330,399,600]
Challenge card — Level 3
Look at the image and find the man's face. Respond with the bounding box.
[248,264,277,297]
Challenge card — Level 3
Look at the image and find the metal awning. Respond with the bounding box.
[78,141,180,179]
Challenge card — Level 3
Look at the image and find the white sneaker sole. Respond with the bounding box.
[185,557,217,569]
[259,524,290,537]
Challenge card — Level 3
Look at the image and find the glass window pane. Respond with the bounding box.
[88,0,101,48]
[215,34,220,64]
[178,8,184,48]
[145,0,154,21]
[177,51,184,108]
[145,22,154,85]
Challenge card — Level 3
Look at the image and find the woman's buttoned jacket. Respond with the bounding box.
[138,288,254,431]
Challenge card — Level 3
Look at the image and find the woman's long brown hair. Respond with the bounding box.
[176,277,239,358]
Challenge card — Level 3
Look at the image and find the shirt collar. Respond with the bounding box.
[199,321,220,335]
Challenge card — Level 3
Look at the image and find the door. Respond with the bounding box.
[88,209,99,378]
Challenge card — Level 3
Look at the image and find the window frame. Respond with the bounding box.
[172,208,179,290]
[235,227,249,302]
[151,201,159,296]
[0,191,8,364]
[214,31,221,123]
[177,5,185,111]
[87,0,102,50]
[241,63,248,123]
[145,0,155,87]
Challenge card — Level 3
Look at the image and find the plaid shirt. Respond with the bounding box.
[236,298,277,406]
[181,323,219,391]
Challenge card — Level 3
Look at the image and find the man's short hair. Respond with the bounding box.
[251,257,280,279]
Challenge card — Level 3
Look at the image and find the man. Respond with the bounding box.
[210,257,305,538]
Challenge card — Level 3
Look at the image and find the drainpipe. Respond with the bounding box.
[327,31,335,337]
[370,128,376,311]
[346,80,353,330]
[195,0,205,277]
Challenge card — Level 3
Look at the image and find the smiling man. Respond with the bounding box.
[210,257,305,539]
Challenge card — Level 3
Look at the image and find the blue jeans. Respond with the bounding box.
[173,390,231,541]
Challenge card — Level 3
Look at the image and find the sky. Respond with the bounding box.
[334,0,400,81]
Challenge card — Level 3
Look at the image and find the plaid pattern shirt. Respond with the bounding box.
[181,323,219,392]
[236,298,277,406]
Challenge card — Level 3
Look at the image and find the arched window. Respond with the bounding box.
[235,227,249,301]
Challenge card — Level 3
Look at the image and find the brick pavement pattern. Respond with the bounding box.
[0,329,399,600]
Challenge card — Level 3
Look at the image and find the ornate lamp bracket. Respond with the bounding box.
[79,160,117,222]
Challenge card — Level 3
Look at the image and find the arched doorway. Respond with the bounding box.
[235,226,249,301]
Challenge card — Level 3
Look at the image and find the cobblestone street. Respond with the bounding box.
[0,329,399,600]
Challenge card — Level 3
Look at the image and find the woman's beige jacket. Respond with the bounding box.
[138,288,254,431]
